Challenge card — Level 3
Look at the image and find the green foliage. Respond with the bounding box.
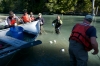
[0,0,100,14]
[45,0,78,14]
[76,0,92,13]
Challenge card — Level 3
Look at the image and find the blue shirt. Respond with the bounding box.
[86,26,97,38]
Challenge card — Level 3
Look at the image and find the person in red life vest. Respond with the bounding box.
[6,11,19,27]
[21,11,31,23]
[69,15,99,66]
[29,12,35,22]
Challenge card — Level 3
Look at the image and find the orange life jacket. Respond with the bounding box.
[69,23,93,51]
[22,15,30,23]
[10,19,16,25]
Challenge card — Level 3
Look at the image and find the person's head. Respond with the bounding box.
[9,11,14,18]
[30,12,34,17]
[30,12,33,15]
[85,15,93,23]
[24,11,28,15]
[38,13,42,18]
[57,15,60,20]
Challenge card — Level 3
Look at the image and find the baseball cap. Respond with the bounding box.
[85,15,93,22]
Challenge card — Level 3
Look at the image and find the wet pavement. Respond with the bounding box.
[0,15,100,66]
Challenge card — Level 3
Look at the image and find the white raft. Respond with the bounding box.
[0,20,42,66]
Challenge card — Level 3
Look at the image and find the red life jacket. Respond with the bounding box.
[10,19,16,25]
[69,23,93,51]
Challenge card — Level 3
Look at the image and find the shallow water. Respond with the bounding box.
[0,15,100,66]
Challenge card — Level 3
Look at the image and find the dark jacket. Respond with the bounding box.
[52,19,62,28]
[35,17,45,25]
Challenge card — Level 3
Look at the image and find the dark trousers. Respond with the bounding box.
[40,24,43,34]
[69,39,88,66]
[55,28,60,34]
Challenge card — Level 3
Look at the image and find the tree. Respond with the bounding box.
[0,0,100,14]
[45,0,78,14]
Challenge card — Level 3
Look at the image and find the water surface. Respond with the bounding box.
[0,15,100,66]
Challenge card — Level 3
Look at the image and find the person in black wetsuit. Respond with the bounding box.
[52,15,63,34]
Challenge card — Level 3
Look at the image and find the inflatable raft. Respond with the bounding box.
[0,20,42,66]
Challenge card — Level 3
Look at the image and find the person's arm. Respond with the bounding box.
[52,19,56,23]
[35,17,39,21]
[7,17,10,25]
[41,18,45,25]
[60,20,63,24]
[28,15,31,23]
[58,20,63,27]
[52,19,57,26]
[91,37,99,55]
[21,16,24,22]
[87,26,99,55]
[16,16,20,22]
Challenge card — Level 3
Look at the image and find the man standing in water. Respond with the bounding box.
[69,15,99,66]
[52,15,63,34]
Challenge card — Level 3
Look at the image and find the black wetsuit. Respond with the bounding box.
[52,19,62,34]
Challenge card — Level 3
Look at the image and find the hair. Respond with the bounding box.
[38,13,42,16]
[30,12,33,15]
[9,11,14,17]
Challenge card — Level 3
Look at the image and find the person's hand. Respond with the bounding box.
[58,27,60,29]
[92,49,99,55]
[52,23,54,26]
[14,23,17,26]
[40,22,43,24]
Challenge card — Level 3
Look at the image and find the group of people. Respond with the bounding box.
[5,11,99,66]
[21,11,35,23]
[5,11,63,35]
[6,11,44,25]
[5,11,45,34]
